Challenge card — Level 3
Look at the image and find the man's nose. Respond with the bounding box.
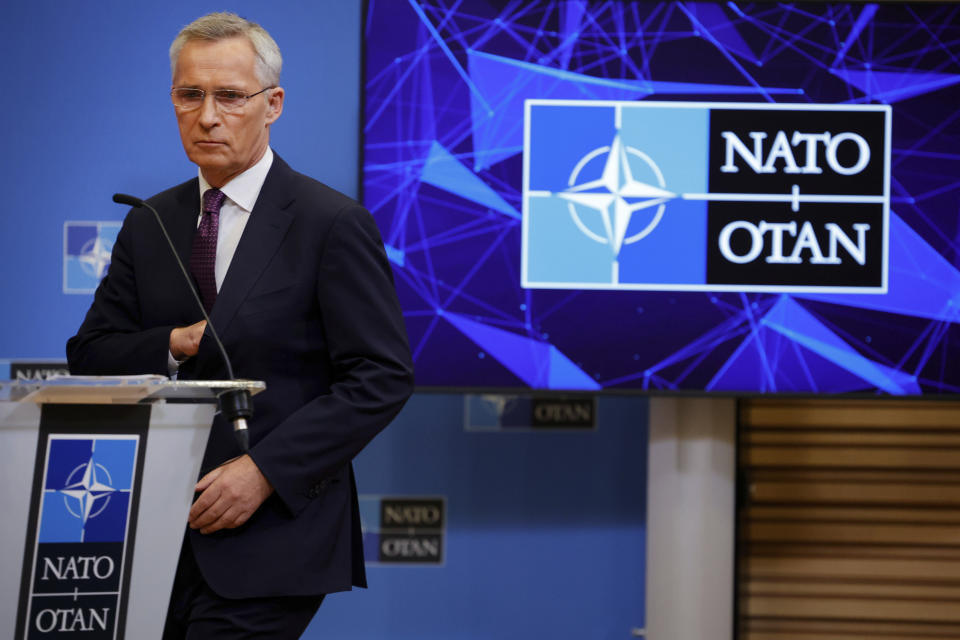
[198,93,220,127]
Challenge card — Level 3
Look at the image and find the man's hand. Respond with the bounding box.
[189,454,274,535]
[170,320,207,360]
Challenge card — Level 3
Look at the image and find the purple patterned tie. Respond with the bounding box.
[190,188,226,314]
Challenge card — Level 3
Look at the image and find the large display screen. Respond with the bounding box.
[362,1,960,394]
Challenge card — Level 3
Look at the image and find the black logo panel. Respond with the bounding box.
[706,202,884,287]
[708,108,886,196]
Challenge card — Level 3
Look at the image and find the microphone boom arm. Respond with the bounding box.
[112,192,251,452]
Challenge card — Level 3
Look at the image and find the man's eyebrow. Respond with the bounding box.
[171,85,247,90]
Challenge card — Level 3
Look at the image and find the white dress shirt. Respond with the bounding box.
[168,147,275,374]
[197,147,274,292]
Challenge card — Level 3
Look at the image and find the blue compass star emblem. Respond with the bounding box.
[557,133,676,257]
[59,457,117,527]
[78,235,113,279]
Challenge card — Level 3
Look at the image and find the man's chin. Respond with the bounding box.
[187,149,231,172]
[188,144,229,160]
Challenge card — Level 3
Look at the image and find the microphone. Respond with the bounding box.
[113,193,252,452]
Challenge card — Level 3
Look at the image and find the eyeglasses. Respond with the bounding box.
[170,86,275,112]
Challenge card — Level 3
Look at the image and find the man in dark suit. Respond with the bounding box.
[66,12,413,639]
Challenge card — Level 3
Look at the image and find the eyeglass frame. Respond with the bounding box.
[170,85,276,112]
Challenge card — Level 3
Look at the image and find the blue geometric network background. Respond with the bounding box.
[363,0,960,395]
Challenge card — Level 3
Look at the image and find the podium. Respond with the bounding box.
[0,377,264,639]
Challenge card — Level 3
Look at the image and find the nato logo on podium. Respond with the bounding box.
[18,434,143,639]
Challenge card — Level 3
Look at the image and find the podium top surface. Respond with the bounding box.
[0,376,265,404]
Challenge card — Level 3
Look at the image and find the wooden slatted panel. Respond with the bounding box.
[738,398,960,640]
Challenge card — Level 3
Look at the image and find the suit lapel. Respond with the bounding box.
[159,178,205,322]
[209,155,297,336]
[168,179,200,271]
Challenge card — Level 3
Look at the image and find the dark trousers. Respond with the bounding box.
[162,534,324,640]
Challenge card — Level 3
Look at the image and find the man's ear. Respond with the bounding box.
[265,87,284,125]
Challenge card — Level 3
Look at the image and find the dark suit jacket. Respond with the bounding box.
[67,154,414,598]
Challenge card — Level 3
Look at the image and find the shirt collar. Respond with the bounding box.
[197,147,274,213]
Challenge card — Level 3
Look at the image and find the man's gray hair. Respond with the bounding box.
[170,12,282,86]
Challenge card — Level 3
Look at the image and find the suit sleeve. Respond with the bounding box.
[248,205,414,516]
[66,210,175,376]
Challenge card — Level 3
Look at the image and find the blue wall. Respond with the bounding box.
[319,393,647,639]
